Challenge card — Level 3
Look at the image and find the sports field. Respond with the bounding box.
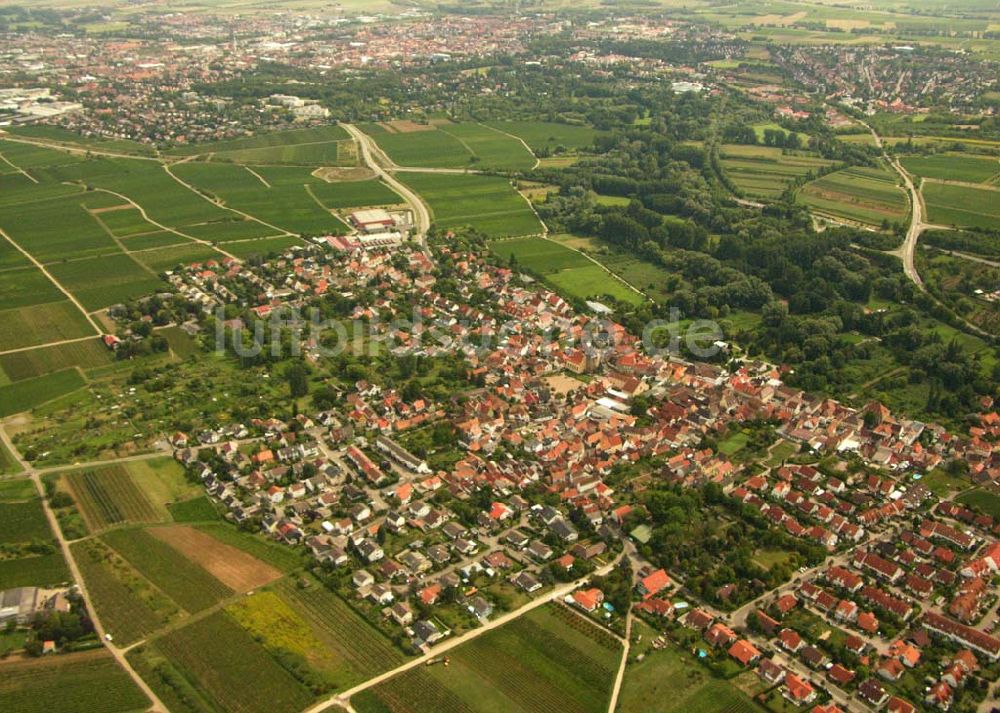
[353,604,621,713]
[490,236,643,305]
[720,145,837,198]
[923,182,1000,230]
[400,173,543,238]
[798,164,909,226]
[361,121,536,170]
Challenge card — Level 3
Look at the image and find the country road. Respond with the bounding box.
[343,124,433,254]
[855,117,926,289]
[0,426,168,713]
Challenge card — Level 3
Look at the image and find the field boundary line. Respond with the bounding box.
[0,151,38,183]
[242,165,271,187]
[477,122,540,170]
[0,226,103,336]
[162,164,296,241]
[92,184,243,263]
[0,335,99,357]
[86,208,161,278]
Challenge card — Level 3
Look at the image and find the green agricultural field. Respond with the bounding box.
[0,301,96,352]
[0,191,124,262]
[0,339,112,381]
[167,496,220,523]
[72,537,180,645]
[134,244,223,272]
[307,179,402,209]
[901,153,1000,183]
[491,236,592,273]
[483,121,603,153]
[354,604,620,713]
[361,122,535,170]
[720,144,837,198]
[0,368,87,417]
[169,124,350,156]
[617,643,760,713]
[173,163,350,236]
[61,464,166,532]
[86,159,263,232]
[490,237,643,305]
[92,206,160,238]
[923,183,1000,230]
[0,266,66,309]
[47,254,163,310]
[119,231,187,251]
[0,500,51,544]
[955,488,1000,519]
[274,577,406,685]
[5,125,156,157]
[147,610,317,713]
[102,528,232,613]
[0,552,70,589]
[223,236,306,259]
[0,649,150,713]
[547,265,644,305]
[193,522,305,572]
[0,444,24,475]
[400,173,542,238]
[798,164,908,226]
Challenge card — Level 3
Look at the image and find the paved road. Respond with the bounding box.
[0,426,168,712]
[302,553,624,713]
[344,124,432,254]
